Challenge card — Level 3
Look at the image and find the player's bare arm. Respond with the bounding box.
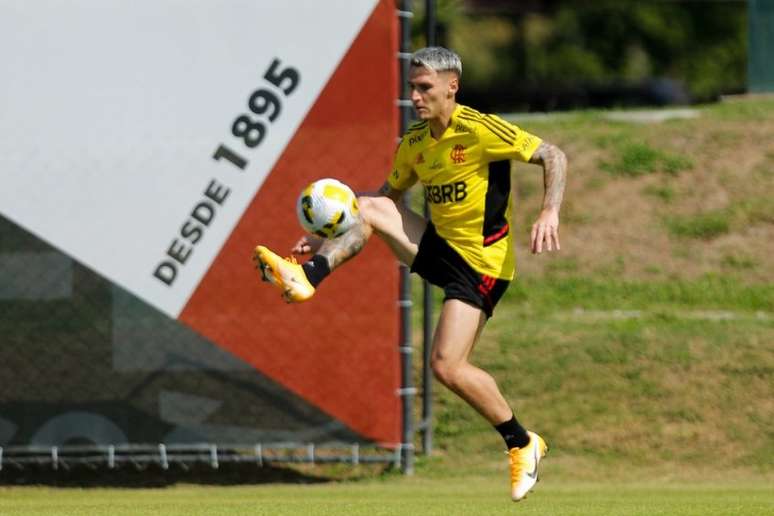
[528,141,567,254]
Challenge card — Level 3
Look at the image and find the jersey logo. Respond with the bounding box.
[454,122,472,134]
[450,144,466,164]
[425,181,467,204]
[408,133,425,145]
[415,152,425,165]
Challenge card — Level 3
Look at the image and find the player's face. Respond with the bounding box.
[408,66,458,120]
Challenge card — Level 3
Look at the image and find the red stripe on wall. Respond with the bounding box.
[180,0,400,444]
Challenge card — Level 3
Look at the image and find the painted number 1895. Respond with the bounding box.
[212,58,300,170]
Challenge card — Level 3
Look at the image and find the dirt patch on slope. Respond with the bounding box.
[511,103,774,284]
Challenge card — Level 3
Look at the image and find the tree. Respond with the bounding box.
[415,1,747,111]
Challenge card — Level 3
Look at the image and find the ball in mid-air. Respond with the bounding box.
[296,178,359,238]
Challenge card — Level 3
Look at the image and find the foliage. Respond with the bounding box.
[413,1,748,111]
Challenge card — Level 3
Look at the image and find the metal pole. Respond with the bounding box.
[426,0,436,46]
[420,0,436,457]
[398,0,415,476]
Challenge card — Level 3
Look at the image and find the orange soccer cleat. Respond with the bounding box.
[253,245,315,303]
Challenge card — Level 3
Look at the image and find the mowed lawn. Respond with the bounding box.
[1,478,772,516]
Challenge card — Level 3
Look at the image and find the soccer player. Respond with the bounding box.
[254,46,566,502]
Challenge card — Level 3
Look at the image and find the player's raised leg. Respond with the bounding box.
[430,299,547,501]
[254,194,425,302]
[330,195,427,267]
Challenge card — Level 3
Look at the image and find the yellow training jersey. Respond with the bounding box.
[387,104,542,280]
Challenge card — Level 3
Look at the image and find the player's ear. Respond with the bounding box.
[447,75,459,97]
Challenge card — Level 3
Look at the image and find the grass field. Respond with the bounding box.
[2,99,772,514]
[2,479,773,515]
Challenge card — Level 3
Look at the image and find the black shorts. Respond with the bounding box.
[410,223,510,318]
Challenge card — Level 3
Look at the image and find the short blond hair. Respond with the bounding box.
[410,46,462,78]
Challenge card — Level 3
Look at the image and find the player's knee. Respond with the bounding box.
[357,195,397,230]
[431,356,462,389]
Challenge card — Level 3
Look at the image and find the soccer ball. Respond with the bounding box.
[296,178,360,238]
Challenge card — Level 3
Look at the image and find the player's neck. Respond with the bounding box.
[429,101,457,140]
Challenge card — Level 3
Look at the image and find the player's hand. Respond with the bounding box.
[530,208,560,254]
[292,234,323,255]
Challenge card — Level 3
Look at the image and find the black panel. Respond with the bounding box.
[482,160,511,246]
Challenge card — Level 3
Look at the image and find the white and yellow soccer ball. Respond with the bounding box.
[296,178,360,238]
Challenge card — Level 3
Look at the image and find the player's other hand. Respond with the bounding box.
[292,234,323,255]
[531,208,560,254]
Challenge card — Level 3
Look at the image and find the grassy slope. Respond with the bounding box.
[407,98,774,482]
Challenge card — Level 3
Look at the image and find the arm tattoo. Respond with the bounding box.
[318,217,370,270]
[529,141,567,211]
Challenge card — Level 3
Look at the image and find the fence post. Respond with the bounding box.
[397,0,415,476]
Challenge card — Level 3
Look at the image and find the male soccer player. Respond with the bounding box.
[254,46,566,502]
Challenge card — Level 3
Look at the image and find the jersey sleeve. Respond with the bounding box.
[479,114,542,162]
[386,137,417,191]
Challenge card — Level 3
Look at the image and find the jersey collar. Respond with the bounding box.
[430,103,465,141]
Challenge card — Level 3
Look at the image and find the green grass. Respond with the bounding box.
[599,141,693,177]
[666,211,731,239]
[664,198,773,240]
[413,274,773,478]
[642,183,677,203]
[705,97,774,121]
[732,198,774,226]
[1,481,772,515]
[506,276,774,312]
[721,253,758,270]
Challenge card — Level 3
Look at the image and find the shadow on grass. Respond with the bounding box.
[0,462,347,488]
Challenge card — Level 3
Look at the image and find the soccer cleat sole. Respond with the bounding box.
[253,249,278,284]
[257,263,271,282]
[255,258,290,298]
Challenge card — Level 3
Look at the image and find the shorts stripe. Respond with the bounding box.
[483,223,509,246]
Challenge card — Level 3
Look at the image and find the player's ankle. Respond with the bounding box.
[495,415,530,449]
[302,254,331,287]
